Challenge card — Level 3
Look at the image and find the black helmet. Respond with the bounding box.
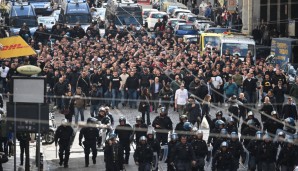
[136,116,142,122]
[87,117,98,124]
[119,116,126,123]
[216,110,223,116]
[160,107,167,115]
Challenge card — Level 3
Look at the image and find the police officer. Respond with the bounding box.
[263,111,283,135]
[226,117,238,134]
[211,111,226,128]
[277,137,296,171]
[207,119,225,148]
[133,116,148,146]
[54,119,74,168]
[241,119,260,148]
[115,116,133,164]
[228,132,246,171]
[152,107,173,145]
[133,136,153,171]
[191,130,208,171]
[146,130,160,171]
[212,141,233,171]
[247,131,263,171]
[167,132,178,171]
[259,133,277,170]
[175,115,188,137]
[170,135,196,171]
[104,132,124,171]
[79,117,101,167]
[96,107,111,147]
[16,132,30,169]
[212,128,229,156]
[283,117,296,135]
[240,111,262,134]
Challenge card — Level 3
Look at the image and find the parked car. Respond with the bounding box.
[205,27,241,33]
[174,23,198,38]
[147,11,168,31]
[171,9,191,18]
[50,9,61,22]
[166,18,186,28]
[183,35,200,43]
[142,8,158,25]
[185,13,207,23]
[194,20,215,32]
[38,16,56,31]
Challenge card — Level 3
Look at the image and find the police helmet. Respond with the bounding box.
[216,110,223,116]
[160,107,167,114]
[136,116,142,122]
[196,130,203,137]
[170,133,178,141]
[99,107,106,113]
[61,119,68,126]
[285,117,295,126]
[87,117,98,124]
[220,141,228,148]
[109,132,117,140]
[119,116,126,123]
[228,117,234,123]
[247,111,254,116]
[105,106,110,111]
[278,131,285,138]
[183,122,193,131]
[215,120,225,128]
[263,133,272,141]
[231,132,238,139]
[192,126,198,132]
[220,128,228,135]
[180,114,188,120]
[271,111,277,116]
[147,130,155,135]
[256,131,263,140]
[139,136,147,142]
[247,119,255,126]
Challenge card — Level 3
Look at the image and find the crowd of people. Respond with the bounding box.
[0,0,296,171]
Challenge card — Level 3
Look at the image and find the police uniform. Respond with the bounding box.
[133,122,148,146]
[54,123,74,167]
[247,139,263,171]
[115,118,133,164]
[191,137,208,171]
[104,139,124,171]
[259,139,277,170]
[152,114,173,145]
[212,144,233,171]
[170,140,196,171]
[147,133,160,171]
[133,138,153,171]
[277,141,296,171]
[79,119,101,167]
[228,138,246,171]
[167,139,178,171]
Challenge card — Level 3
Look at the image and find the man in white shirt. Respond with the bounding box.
[175,83,188,115]
[0,63,9,95]
[211,70,223,106]
[119,68,129,107]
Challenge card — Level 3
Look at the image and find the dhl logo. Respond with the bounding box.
[0,44,29,51]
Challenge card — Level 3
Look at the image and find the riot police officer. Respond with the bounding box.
[96,107,111,147]
[79,117,101,167]
[170,135,196,171]
[247,131,263,171]
[211,141,233,171]
[191,130,208,171]
[277,137,296,171]
[54,119,74,168]
[133,116,148,146]
[133,136,154,171]
[167,132,178,171]
[263,111,283,135]
[241,119,260,148]
[146,130,160,171]
[226,117,238,134]
[152,107,173,145]
[240,111,261,134]
[115,116,133,164]
[228,132,246,171]
[212,128,229,156]
[283,117,296,135]
[175,115,188,137]
[207,119,225,147]
[211,111,226,129]
[259,133,277,170]
[104,132,124,171]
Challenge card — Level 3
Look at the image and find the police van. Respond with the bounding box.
[105,0,143,29]
[28,0,53,15]
[8,2,38,36]
[58,0,92,31]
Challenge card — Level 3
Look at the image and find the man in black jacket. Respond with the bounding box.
[53,78,68,110]
[152,107,173,145]
[281,97,298,121]
[104,133,124,171]
[133,136,153,171]
[125,71,140,109]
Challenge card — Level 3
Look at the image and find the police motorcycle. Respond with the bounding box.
[42,110,57,144]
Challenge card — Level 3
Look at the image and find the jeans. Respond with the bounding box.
[104,90,112,106]
[56,95,64,110]
[128,89,137,108]
[111,88,120,108]
[142,105,151,125]
[90,104,98,117]
[121,89,128,105]
[75,107,85,124]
